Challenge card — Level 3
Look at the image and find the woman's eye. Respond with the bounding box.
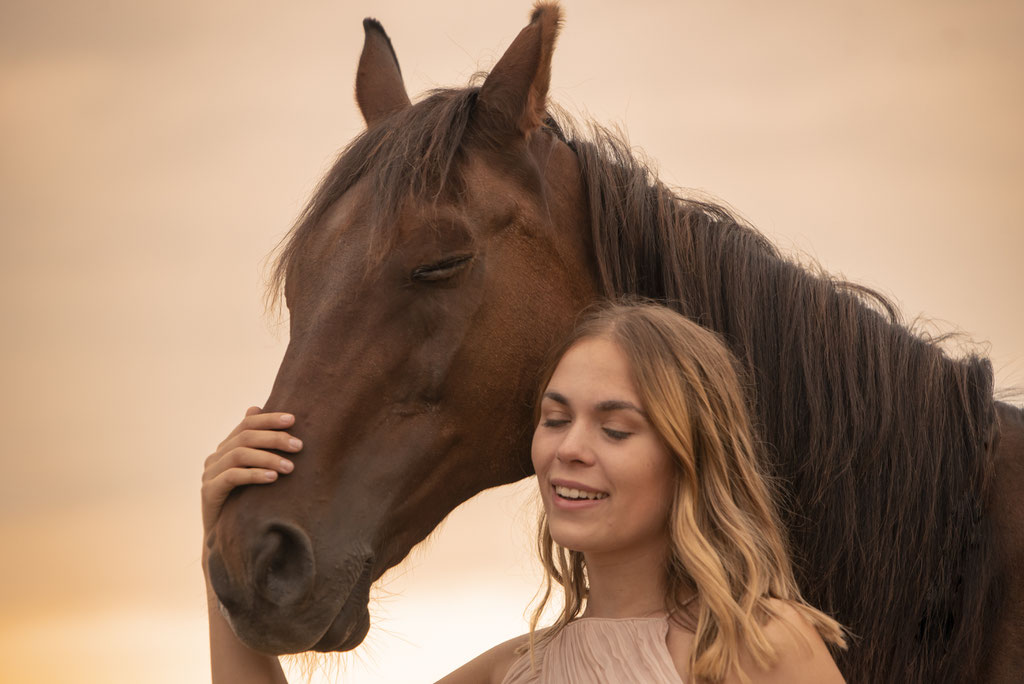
[542,418,570,428]
[603,428,631,441]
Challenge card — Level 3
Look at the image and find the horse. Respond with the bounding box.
[204,3,1024,682]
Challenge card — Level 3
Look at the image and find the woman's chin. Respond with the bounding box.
[548,526,599,554]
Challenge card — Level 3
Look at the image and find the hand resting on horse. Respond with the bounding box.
[201,406,301,684]
[201,407,300,536]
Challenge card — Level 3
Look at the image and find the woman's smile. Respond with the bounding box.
[550,478,610,510]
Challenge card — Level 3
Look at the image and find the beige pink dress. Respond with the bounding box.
[501,616,685,683]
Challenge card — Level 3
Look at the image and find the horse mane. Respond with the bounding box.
[267,85,999,682]
[563,117,998,683]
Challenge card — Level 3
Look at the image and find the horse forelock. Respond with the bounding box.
[265,87,482,314]
[265,86,586,318]
[564,116,998,682]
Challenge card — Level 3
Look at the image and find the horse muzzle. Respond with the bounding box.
[206,519,375,654]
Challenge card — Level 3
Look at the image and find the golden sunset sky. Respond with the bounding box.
[1,1,1021,682]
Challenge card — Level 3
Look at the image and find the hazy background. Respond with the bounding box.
[1,1,1020,682]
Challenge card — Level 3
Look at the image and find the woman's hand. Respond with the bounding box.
[202,406,295,684]
[202,406,302,537]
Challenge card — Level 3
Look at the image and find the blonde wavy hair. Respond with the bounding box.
[527,300,846,683]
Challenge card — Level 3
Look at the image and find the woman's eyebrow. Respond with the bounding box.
[595,399,646,416]
[543,391,569,406]
[543,393,645,417]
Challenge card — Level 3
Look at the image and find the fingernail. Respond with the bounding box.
[265,471,277,481]
[280,459,293,472]
[280,414,293,423]
[289,438,302,450]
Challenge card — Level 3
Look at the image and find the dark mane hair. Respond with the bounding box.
[267,86,998,683]
[566,119,997,683]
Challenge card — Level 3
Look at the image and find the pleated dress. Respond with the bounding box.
[501,616,685,683]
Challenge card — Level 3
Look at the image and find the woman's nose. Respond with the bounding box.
[555,423,595,464]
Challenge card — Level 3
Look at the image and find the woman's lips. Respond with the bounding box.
[550,481,609,510]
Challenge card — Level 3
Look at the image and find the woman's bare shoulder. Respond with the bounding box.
[433,633,531,684]
[728,599,845,684]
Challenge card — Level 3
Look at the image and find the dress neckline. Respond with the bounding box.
[572,594,697,624]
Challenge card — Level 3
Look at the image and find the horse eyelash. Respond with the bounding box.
[410,254,474,282]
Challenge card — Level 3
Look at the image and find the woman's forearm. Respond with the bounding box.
[205,555,288,684]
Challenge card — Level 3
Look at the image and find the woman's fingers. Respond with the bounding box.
[217,428,303,461]
[203,447,294,482]
[202,407,301,536]
[202,466,282,530]
[206,408,301,486]
[220,410,295,447]
[213,465,281,492]
[205,431,299,475]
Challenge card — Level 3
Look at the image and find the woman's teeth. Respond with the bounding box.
[555,485,608,500]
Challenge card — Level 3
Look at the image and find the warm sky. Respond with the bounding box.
[1,1,1021,682]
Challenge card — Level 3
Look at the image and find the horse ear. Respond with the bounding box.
[355,18,412,126]
[476,2,563,141]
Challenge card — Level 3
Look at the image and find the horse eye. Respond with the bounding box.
[411,254,474,282]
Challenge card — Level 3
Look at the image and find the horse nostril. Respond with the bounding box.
[207,549,242,613]
[253,522,316,608]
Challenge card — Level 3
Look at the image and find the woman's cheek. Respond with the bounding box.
[530,429,545,473]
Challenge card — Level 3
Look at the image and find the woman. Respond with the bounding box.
[202,301,846,683]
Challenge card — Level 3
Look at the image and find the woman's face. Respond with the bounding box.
[532,336,676,557]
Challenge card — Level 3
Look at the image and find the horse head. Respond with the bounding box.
[205,3,595,653]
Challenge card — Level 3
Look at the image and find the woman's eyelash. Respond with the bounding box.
[541,419,631,440]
